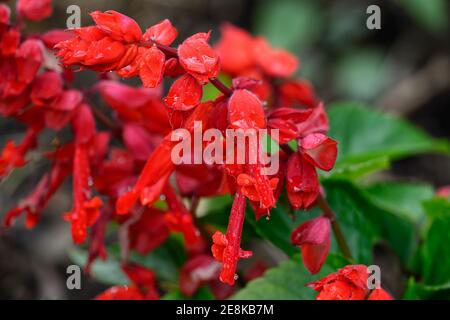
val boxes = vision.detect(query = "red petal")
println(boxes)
[178,32,219,82]
[300,133,338,171]
[143,19,178,46]
[291,216,331,274]
[72,103,96,144]
[31,71,63,106]
[50,89,83,111]
[90,10,142,43]
[286,153,319,209]
[228,89,266,129]
[17,0,52,22]
[139,46,165,88]
[367,288,393,300]
[254,38,298,77]
[164,74,202,111]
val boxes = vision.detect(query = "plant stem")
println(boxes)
[316,193,353,260]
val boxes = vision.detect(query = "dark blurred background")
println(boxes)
[0,0,449,299]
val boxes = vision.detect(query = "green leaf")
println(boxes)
[162,287,215,300]
[328,103,449,165]
[403,278,450,300]
[364,182,434,224]
[231,254,347,300]
[421,198,450,285]
[398,0,448,34]
[68,248,129,286]
[327,180,422,265]
[327,155,391,180]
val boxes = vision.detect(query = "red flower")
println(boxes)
[1,28,20,57]
[128,208,170,255]
[143,19,178,46]
[164,74,203,111]
[164,184,204,252]
[95,286,144,300]
[0,4,10,26]
[211,192,252,285]
[291,216,331,274]
[308,265,393,300]
[286,152,319,209]
[139,45,166,88]
[64,143,103,244]
[180,254,221,296]
[90,10,142,43]
[0,127,41,180]
[215,23,254,74]
[96,263,159,300]
[31,71,63,106]
[279,79,316,108]
[178,32,220,83]
[17,0,52,22]
[3,158,70,228]
[228,89,266,130]
[254,37,298,78]
[40,29,75,49]
[299,133,338,172]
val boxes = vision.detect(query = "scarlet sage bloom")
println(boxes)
[308,265,393,300]
[211,192,253,285]
[291,216,331,274]
[215,23,298,78]
[17,0,52,22]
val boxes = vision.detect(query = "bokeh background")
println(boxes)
[0,0,449,299]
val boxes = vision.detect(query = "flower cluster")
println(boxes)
[308,265,393,300]
[0,1,391,300]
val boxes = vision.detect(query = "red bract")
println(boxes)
[254,38,298,78]
[286,152,319,209]
[211,192,252,285]
[308,265,393,300]
[180,254,221,296]
[143,19,178,46]
[90,10,142,43]
[178,32,220,83]
[300,133,338,171]
[228,89,266,129]
[31,71,63,106]
[291,216,331,274]
[17,0,52,22]
[0,4,10,26]
[139,45,165,87]
[164,74,203,111]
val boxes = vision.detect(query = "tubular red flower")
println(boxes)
[164,74,203,111]
[164,184,204,251]
[253,37,298,78]
[178,32,220,83]
[17,0,52,22]
[1,28,20,57]
[291,216,331,274]
[211,191,252,285]
[180,254,221,296]
[0,4,10,26]
[0,126,41,180]
[65,143,103,244]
